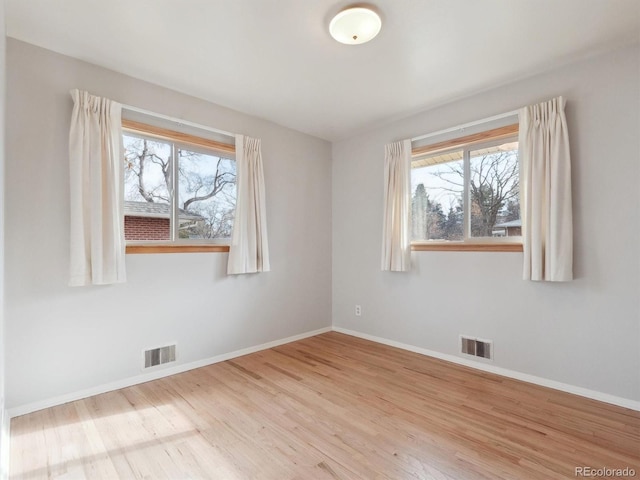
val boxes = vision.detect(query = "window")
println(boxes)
[410,124,521,251]
[122,120,236,253]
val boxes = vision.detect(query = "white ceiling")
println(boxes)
[6,0,640,141]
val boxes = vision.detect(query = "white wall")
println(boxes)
[4,39,332,410]
[332,45,640,402]
[3,37,638,413]
[0,0,7,475]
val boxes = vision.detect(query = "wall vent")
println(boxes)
[460,335,492,360]
[144,344,176,368]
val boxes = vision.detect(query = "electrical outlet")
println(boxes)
[355,305,362,316]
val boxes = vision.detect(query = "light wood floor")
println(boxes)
[10,332,640,479]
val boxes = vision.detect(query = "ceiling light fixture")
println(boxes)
[329,6,381,45]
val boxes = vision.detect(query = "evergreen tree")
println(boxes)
[427,200,446,239]
[443,205,463,240]
[412,183,447,240]
[504,199,520,221]
[412,184,428,240]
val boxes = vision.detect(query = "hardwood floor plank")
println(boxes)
[10,332,640,479]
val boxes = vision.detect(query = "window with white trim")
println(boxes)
[410,125,521,245]
[122,121,236,245]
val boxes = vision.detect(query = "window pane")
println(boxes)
[123,134,172,241]
[469,141,520,238]
[178,149,236,239]
[411,152,464,241]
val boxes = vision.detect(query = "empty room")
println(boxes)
[0,0,639,479]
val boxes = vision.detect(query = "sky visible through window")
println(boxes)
[123,133,236,240]
[410,142,520,241]
[411,161,463,213]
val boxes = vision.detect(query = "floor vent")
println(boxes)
[460,336,492,360]
[144,344,176,368]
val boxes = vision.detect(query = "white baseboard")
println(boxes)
[9,324,639,418]
[8,326,332,418]
[332,326,640,412]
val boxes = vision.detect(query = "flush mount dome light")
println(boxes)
[329,6,381,45]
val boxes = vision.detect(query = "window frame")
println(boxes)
[122,120,236,254]
[410,124,522,252]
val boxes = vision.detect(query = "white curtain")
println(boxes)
[227,135,270,274]
[381,139,411,272]
[68,89,126,286]
[519,96,573,281]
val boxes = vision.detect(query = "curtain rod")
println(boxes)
[411,109,520,143]
[121,103,236,139]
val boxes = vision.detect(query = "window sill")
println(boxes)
[411,243,523,252]
[126,244,230,254]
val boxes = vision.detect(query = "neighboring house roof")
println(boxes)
[494,219,522,228]
[124,201,203,221]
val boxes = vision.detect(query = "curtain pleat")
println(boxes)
[69,89,126,286]
[381,139,411,272]
[519,96,573,281]
[227,135,270,274]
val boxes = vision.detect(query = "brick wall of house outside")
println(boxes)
[125,216,170,241]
